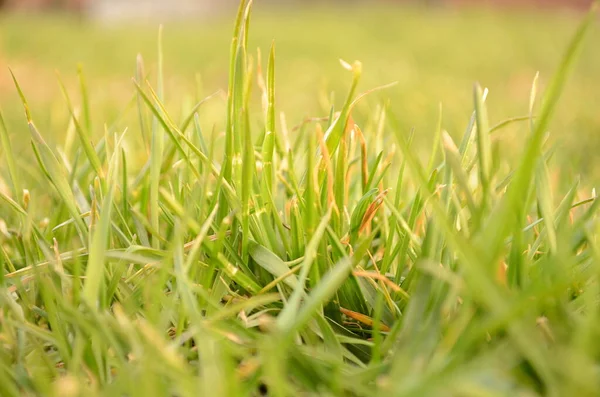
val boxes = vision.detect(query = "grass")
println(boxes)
[1,1,600,395]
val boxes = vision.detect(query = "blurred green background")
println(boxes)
[1,2,598,177]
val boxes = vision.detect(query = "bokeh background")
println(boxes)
[1,0,598,178]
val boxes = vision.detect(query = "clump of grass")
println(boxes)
[0,1,599,396]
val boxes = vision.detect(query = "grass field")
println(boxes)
[1,4,599,174]
[1,2,600,396]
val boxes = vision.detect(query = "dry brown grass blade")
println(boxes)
[353,270,410,299]
[340,307,390,332]
[359,188,390,235]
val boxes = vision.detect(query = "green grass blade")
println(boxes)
[249,241,299,289]
[150,26,165,249]
[0,109,21,201]
[474,83,492,209]
[261,42,276,196]
[324,61,361,156]
[56,72,104,180]
[222,0,249,189]
[83,138,120,307]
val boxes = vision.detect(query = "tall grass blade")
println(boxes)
[0,110,21,200]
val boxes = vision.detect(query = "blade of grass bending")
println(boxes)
[135,81,199,178]
[489,116,531,134]
[134,80,241,212]
[179,90,222,133]
[205,293,280,325]
[242,0,253,50]
[10,70,88,245]
[193,113,209,156]
[474,83,492,206]
[215,253,261,294]
[0,190,27,216]
[135,54,150,152]
[249,241,299,288]
[323,60,361,156]
[56,72,104,181]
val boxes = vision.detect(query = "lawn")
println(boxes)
[1,1,600,396]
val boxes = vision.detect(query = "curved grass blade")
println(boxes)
[10,69,88,245]
[57,72,104,181]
